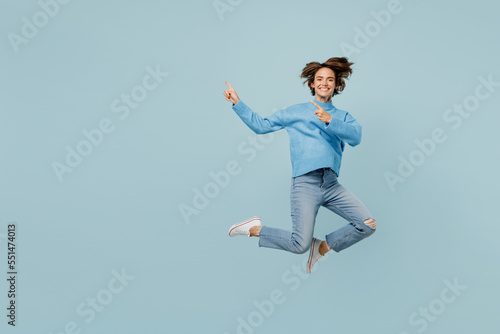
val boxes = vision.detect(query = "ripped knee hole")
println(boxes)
[364,218,377,229]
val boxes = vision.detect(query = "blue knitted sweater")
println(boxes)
[232,97,361,177]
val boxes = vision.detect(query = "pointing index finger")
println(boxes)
[310,100,320,108]
[225,81,234,90]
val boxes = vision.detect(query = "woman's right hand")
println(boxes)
[223,81,240,105]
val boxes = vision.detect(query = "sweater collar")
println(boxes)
[312,97,335,110]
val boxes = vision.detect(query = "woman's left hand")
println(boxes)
[311,101,332,124]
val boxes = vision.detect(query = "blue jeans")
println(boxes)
[259,167,376,253]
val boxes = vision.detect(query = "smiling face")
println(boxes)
[310,67,337,103]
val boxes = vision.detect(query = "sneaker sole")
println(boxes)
[307,238,319,273]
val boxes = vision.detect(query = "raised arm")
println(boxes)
[224,81,284,134]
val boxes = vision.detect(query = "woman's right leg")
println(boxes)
[257,170,323,254]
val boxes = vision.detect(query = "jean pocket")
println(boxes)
[330,169,338,178]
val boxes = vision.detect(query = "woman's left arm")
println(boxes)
[311,101,361,147]
[324,111,362,147]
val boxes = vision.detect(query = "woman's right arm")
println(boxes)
[224,81,284,134]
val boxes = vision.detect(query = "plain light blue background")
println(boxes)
[1,0,499,333]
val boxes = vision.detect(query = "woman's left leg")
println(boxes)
[321,169,376,252]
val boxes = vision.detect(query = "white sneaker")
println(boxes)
[228,216,261,237]
[306,238,324,274]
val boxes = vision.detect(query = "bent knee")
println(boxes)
[364,218,377,230]
[291,240,311,254]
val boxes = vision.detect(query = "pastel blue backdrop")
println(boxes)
[1,0,499,333]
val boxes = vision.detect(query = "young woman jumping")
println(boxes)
[223,57,377,273]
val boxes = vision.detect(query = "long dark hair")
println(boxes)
[300,57,354,96]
